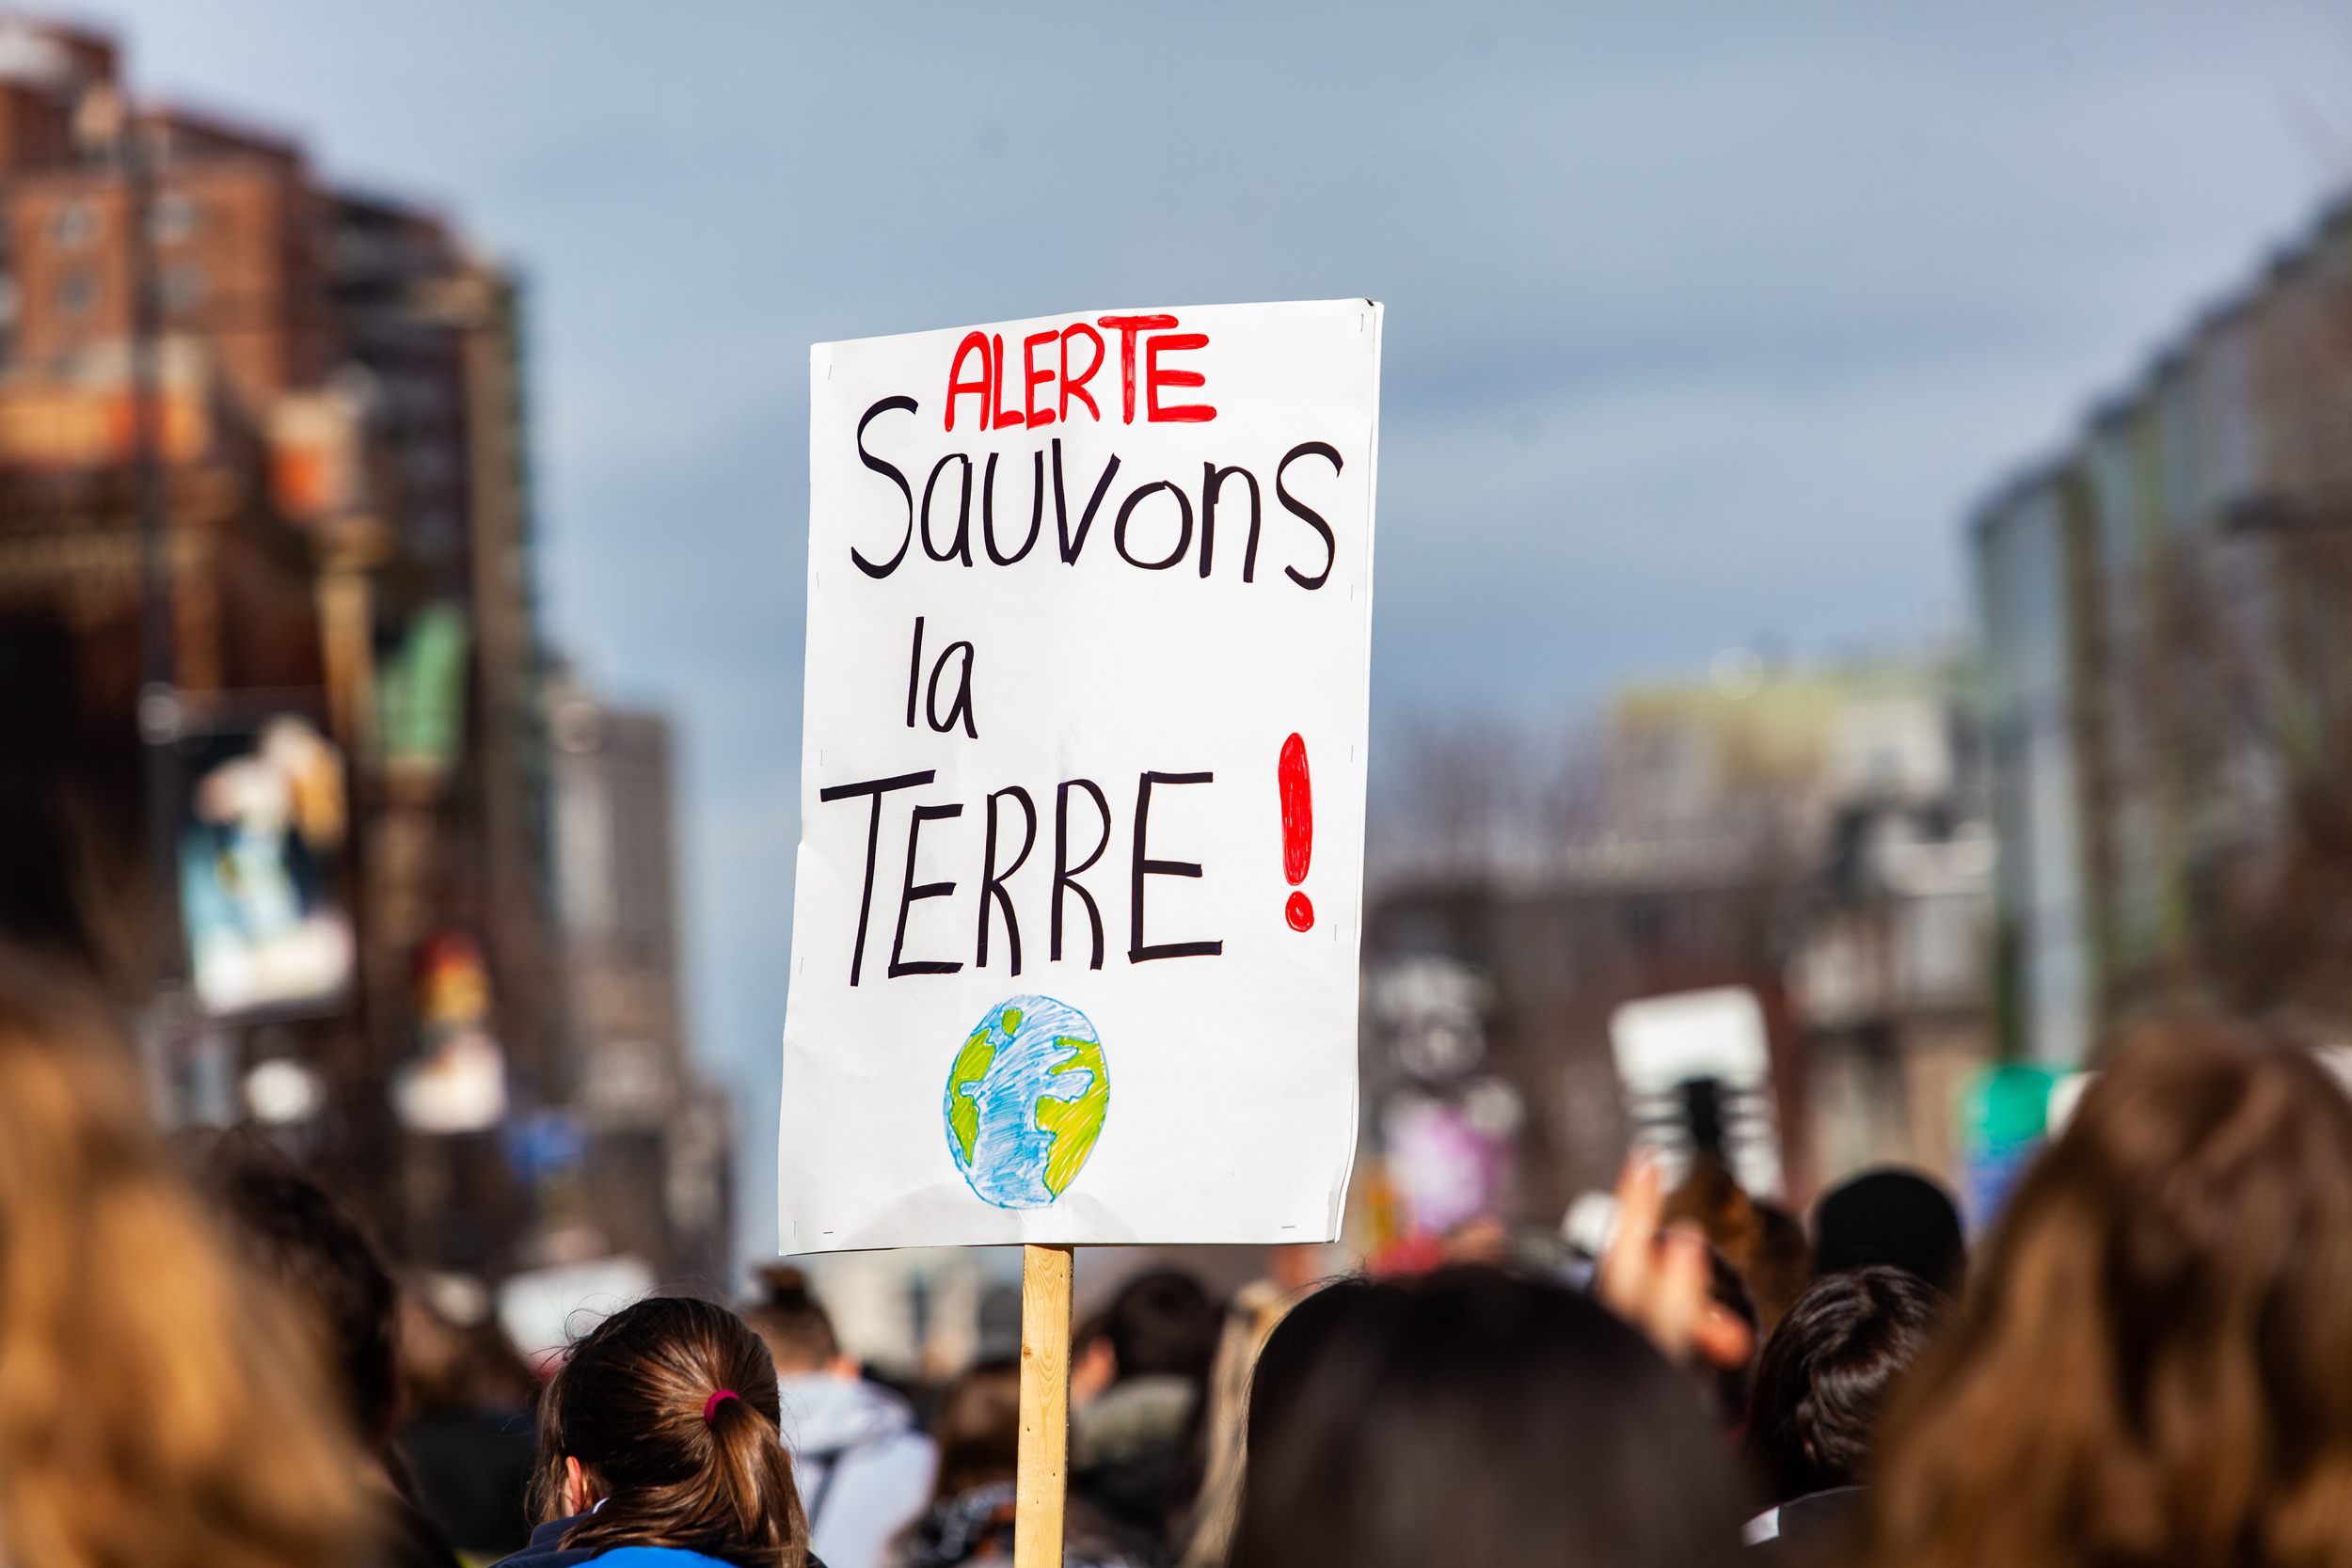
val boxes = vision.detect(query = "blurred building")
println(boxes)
[0,14,562,1273]
[544,671,733,1290]
[1362,657,1991,1233]
[1364,844,1798,1234]
[1975,195,2352,1065]
[1776,676,1993,1182]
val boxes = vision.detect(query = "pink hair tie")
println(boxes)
[703,1388,740,1424]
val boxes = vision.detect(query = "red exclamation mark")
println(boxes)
[1279,732,1314,931]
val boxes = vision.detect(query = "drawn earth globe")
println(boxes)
[943,993,1109,1209]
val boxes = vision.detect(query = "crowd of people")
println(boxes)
[8,917,2352,1568]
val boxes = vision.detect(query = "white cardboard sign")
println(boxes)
[779,299,1381,1252]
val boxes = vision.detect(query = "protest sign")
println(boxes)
[780,299,1381,1253]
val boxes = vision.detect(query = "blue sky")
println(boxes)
[98,1,2352,1264]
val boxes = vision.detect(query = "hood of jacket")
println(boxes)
[777,1371,916,1455]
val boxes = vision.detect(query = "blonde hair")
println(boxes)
[0,959,367,1568]
[1180,1278,1300,1568]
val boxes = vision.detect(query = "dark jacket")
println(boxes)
[398,1408,540,1559]
[1068,1375,1197,1557]
[491,1515,603,1568]
[379,1490,463,1568]
[1745,1486,1866,1565]
[901,1481,1146,1568]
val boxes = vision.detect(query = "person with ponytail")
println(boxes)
[495,1296,820,1568]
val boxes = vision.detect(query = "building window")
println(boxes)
[160,260,204,313]
[48,200,100,250]
[56,267,98,318]
[150,190,199,245]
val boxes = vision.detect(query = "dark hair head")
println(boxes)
[1232,1268,1743,1568]
[536,1296,809,1568]
[398,1289,539,1418]
[0,622,148,1000]
[930,1357,1023,1500]
[209,1148,398,1445]
[1812,1168,1965,1294]
[1743,1265,1941,1504]
[1103,1267,1217,1384]
[1240,1276,1377,1457]
[744,1266,839,1373]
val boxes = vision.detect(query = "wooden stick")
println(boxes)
[1014,1243,1074,1568]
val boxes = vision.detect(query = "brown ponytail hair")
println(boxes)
[536,1296,810,1568]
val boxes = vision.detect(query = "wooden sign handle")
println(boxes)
[1014,1243,1074,1568]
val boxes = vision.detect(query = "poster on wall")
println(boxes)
[177,711,356,1018]
[780,299,1382,1251]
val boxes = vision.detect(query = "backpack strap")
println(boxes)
[799,1440,866,1530]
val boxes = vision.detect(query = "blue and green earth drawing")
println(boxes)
[944,994,1109,1209]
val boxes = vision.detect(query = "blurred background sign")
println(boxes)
[1957,1061,2068,1227]
[1612,988,1784,1199]
[393,930,509,1134]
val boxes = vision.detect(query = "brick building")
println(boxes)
[0,13,564,1275]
